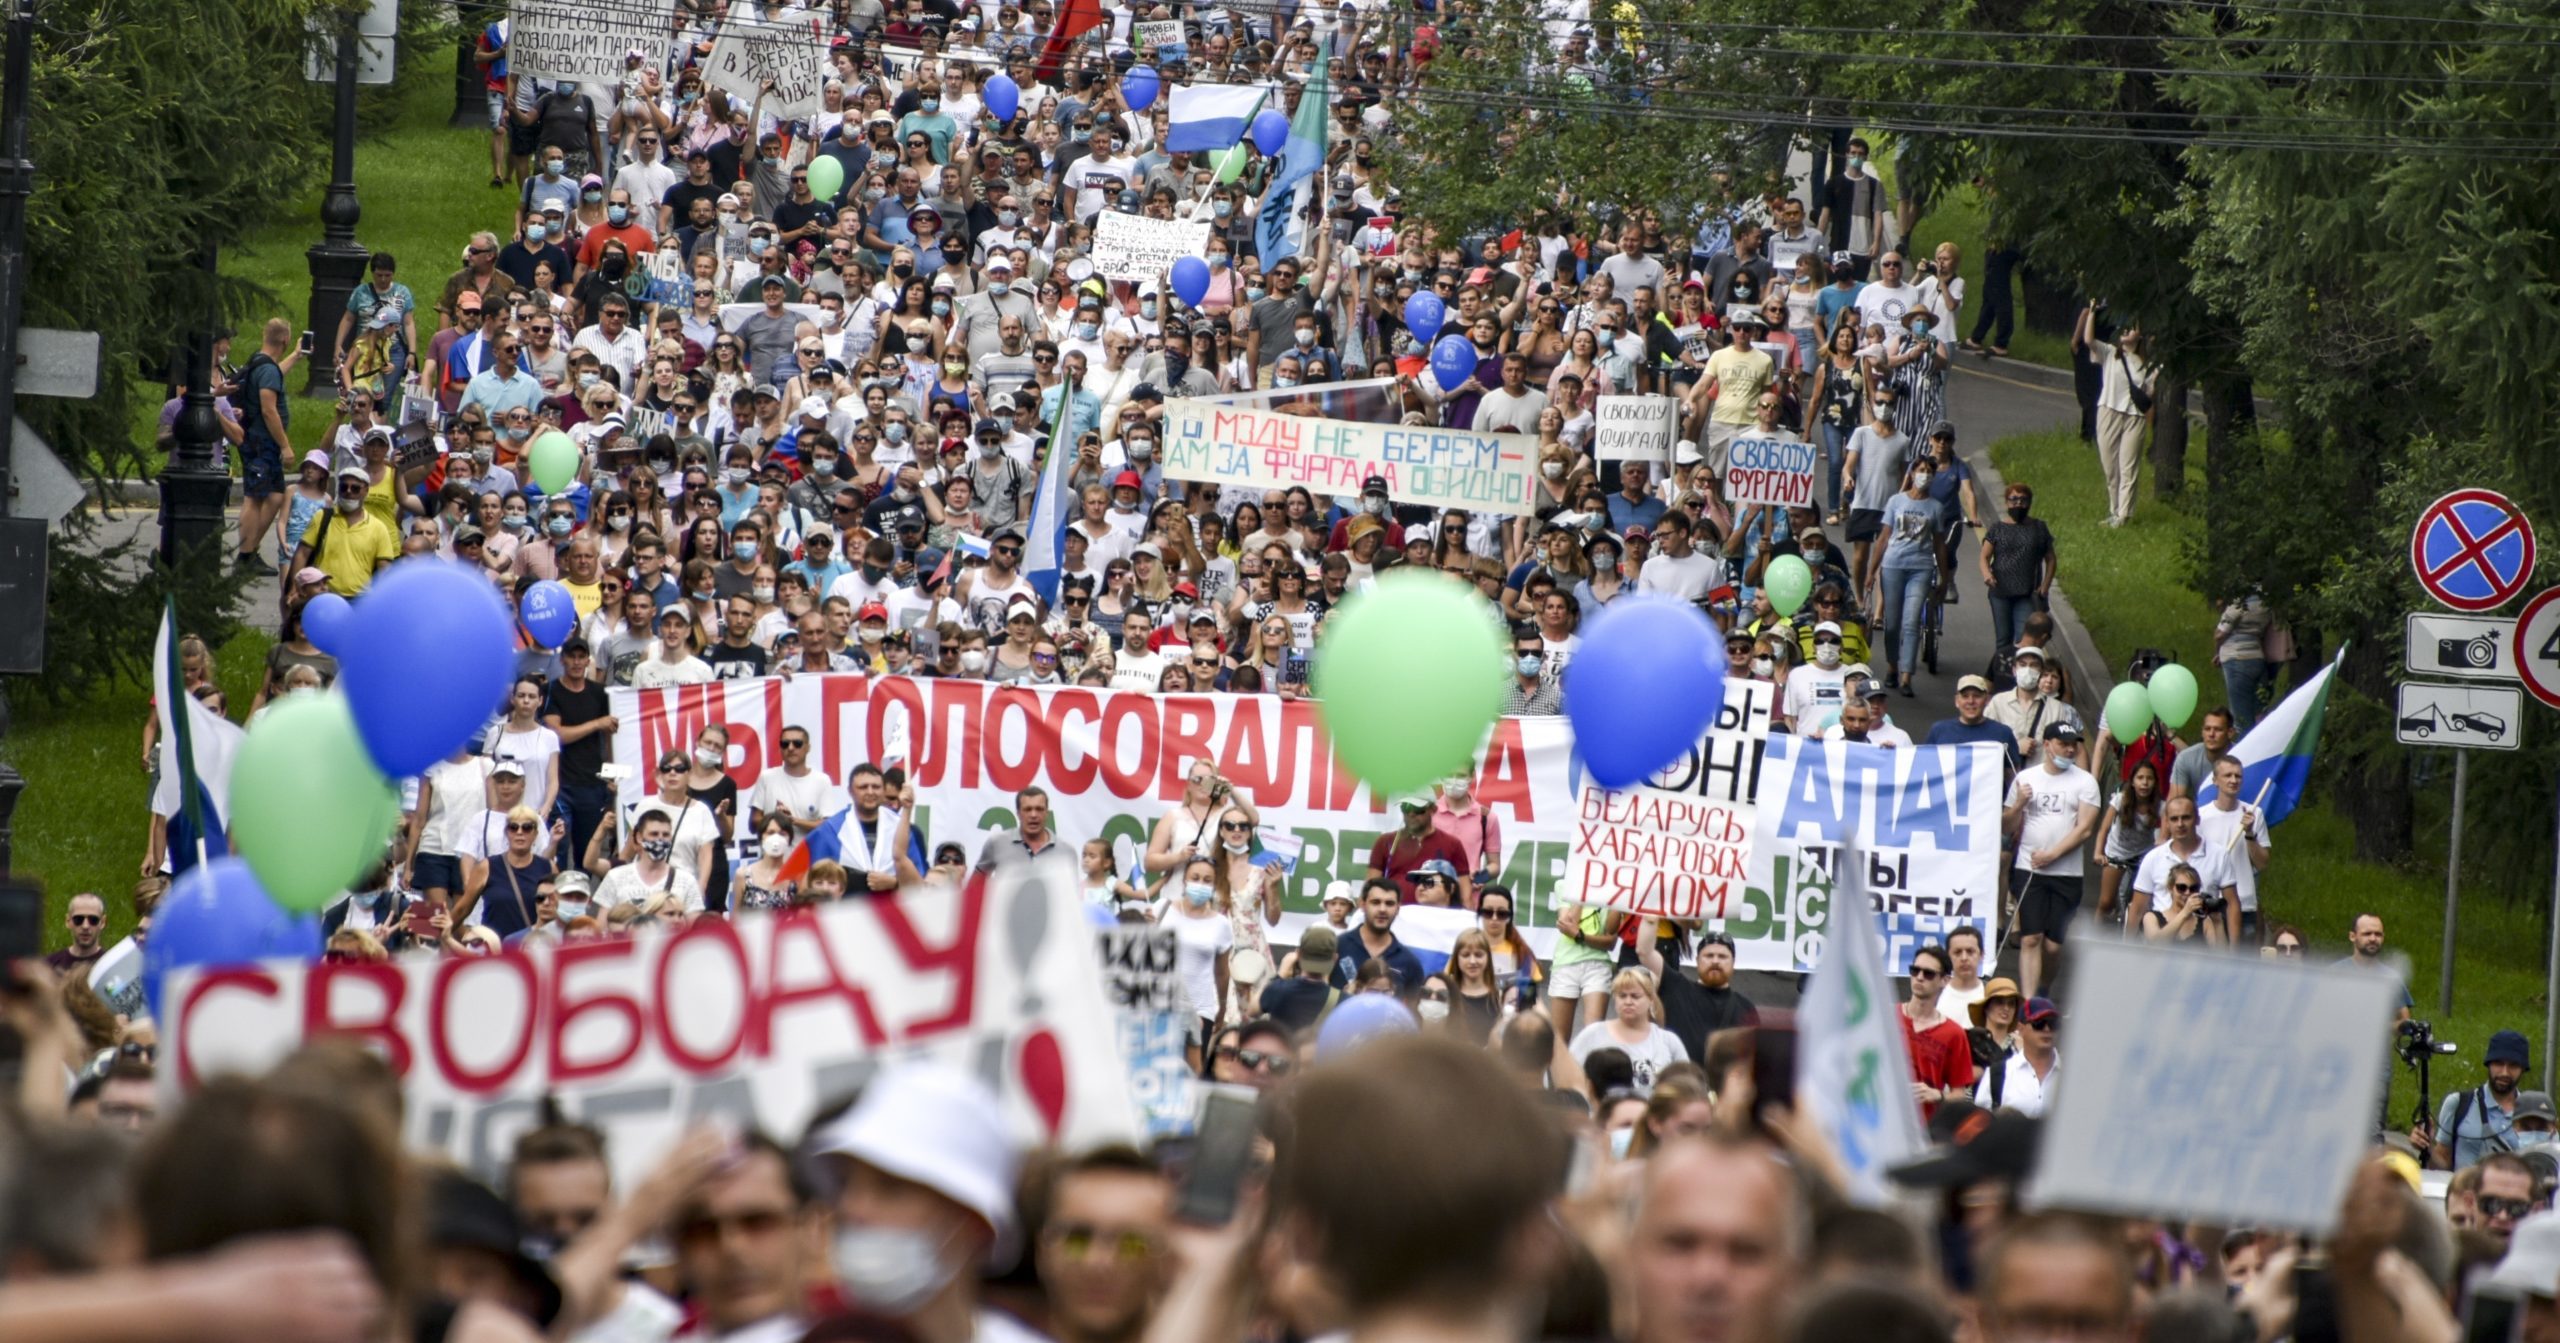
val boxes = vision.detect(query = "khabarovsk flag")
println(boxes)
[1164,83,1267,154]
[153,599,244,876]
[1022,363,1079,607]
[1254,48,1331,266]
[2195,647,2342,826]
[1796,831,1927,1207]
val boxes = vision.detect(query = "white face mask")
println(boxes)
[831,1225,957,1316]
[2016,663,2040,690]
[1222,837,1250,854]
[1751,656,1774,677]
[1609,1126,1636,1159]
[1417,999,1450,1022]
[556,899,591,922]
[1872,400,1894,420]
[1542,461,1564,480]
[1814,643,1841,669]
[761,833,789,859]
[959,649,988,673]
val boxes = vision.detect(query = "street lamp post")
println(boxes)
[159,241,231,568]
[303,19,368,394]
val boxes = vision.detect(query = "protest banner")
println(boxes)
[1740,734,2004,974]
[1592,395,1679,464]
[2026,942,2394,1234]
[1796,831,1926,1206]
[165,868,1135,1186]
[1091,213,1212,283]
[508,0,678,85]
[1725,435,1821,509]
[610,675,1583,929]
[1133,19,1188,63]
[1096,925,1193,1138]
[1563,678,1772,922]
[1162,398,1538,516]
[704,19,827,121]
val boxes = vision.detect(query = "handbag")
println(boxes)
[2116,348,2154,416]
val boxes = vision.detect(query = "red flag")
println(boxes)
[1033,0,1105,84]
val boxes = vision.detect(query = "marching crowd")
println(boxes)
[31,0,2550,1341]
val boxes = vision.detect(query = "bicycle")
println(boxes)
[1916,518,1966,675]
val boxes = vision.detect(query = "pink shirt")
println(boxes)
[1433,801,1503,877]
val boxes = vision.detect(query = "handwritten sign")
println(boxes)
[1593,395,1679,463]
[1565,679,1770,921]
[1725,435,1820,509]
[1091,213,1212,283]
[1161,398,1538,516]
[2026,943,2393,1234]
[1133,19,1188,64]
[164,868,1136,1187]
[1097,925,1194,1137]
[704,19,827,121]
[508,0,677,85]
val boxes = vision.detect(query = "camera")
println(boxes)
[2397,1018,2459,1067]
[2436,632,2500,670]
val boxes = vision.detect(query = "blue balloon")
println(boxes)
[143,857,322,1020]
[1251,108,1289,157]
[338,558,518,778]
[1403,291,1446,345]
[1169,255,1211,308]
[1565,596,1727,790]
[301,591,353,655]
[984,73,1020,123]
[1317,993,1418,1058]
[1429,334,1478,393]
[1123,64,1160,111]
[520,579,577,649]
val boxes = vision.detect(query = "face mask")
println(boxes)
[862,563,888,582]
[1222,837,1250,855]
[1542,461,1564,479]
[989,278,1011,295]
[607,205,630,226]
[689,588,714,602]
[1245,285,1265,302]
[583,189,604,204]
[978,439,1003,459]
[1815,644,1841,669]
[921,97,940,113]
[578,372,599,391]
[1272,376,1297,388]
[862,626,886,644]
[543,160,564,177]
[526,223,548,243]
[640,837,675,860]
[1141,298,1159,318]
[724,467,750,485]
[1125,438,1153,459]
[1075,321,1099,340]
[750,237,771,256]
[2008,504,2030,521]
[607,512,631,531]
[1912,318,1932,336]
[1609,1126,1636,1159]
[503,514,530,532]
[546,516,573,537]
[1873,401,1893,420]
[959,649,988,672]
[1517,654,1544,677]
[1847,154,1866,171]
[886,423,910,443]
[998,209,1019,227]
[1208,251,1228,267]
[1417,999,1450,1022]
[811,456,837,477]
[832,1225,957,1316]
[1294,328,1316,347]
[1912,470,1933,489]
[932,299,951,316]
[752,584,776,603]
[1184,882,1215,907]
[1365,497,1388,517]
[557,899,591,921]
[507,425,531,440]
[1750,656,1774,676]
[338,494,365,515]
[1213,201,1233,219]
[734,541,759,562]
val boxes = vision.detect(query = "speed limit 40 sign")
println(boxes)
[2516,588,2560,710]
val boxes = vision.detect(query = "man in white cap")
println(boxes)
[956,251,1038,363]
[1782,634,1853,735]
[812,1061,1042,1342]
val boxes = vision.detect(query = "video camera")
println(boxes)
[2397,1018,2458,1068]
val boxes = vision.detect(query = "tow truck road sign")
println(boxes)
[2395,681,2521,751]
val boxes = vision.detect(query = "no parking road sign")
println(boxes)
[2411,488,2536,613]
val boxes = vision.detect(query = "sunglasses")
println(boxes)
[782,738,809,749]
[658,763,686,775]
[506,821,539,833]
[1235,1047,1293,1074]
[1909,966,1943,981]
[2171,882,2200,893]
[69,913,102,927]
[1044,1223,1158,1262]
[1219,820,1253,832]
[2482,1196,2535,1220]
[2024,1017,2057,1030]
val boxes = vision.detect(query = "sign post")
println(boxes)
[2395,681,2521,1016]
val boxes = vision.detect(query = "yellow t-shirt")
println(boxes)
[562,576,603,618]
[364,465,400,532]
[301,507,400,596]
[1706,345,1776,425]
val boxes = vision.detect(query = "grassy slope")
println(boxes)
[1989,428,2520,1124]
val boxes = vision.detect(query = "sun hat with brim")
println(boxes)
[810,1061,1021,1261]
[1967,977,2022,1029]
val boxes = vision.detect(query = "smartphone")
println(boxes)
[2463,1277,2526,1343]
[1175,1084,1260,1226]
[0,880,43,968]
[2293,1260,2340,1343]
[1747,1013,1798,1132]
[297,328,314,356]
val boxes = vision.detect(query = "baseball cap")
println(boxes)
[1362,474,1389,495]
[1112,470,1143,491]
[294,566,330,587]
[553,870,594,896]
[1956,674,1993,694]
[454,291,482,313]
[2041,721,2083,742]
[799,394,831,419]
[2519,1091,2559,1126]
[1813,621,1843,638]
[488,758,526,778]
[1830,249,1855,267]
[857,602,888,622]
[985,253,1015,273]
[1414,858,1461,880]
[1298,925,1339,975]
[1889,1109,2041,1189]
[2020,997,2060,1025]
[1005,599,1041,623]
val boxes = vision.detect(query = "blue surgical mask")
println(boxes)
[1245,286,1265,302]
[543,160,564,177]
[546,516,573,537]
[503,514,530,532]
[1273,376,1298,388]
[1075,321,1099,340]
[607,205,630,226]
[921,97,940,113]
[998,209,1019,226]
[1518,654,1544,677]
[583,189,604,203]
[1213,201,1232,219]
[734,540,759,562]
[810,456,837,477]
[933,298,950,316]
[1184,882,1215,907]
[1141,299,1158,318]
[1208,252,1228,268]
[526,223,548,243]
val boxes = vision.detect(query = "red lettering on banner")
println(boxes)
[1479,719,1535,822]
[761,913,889,1047]
[429,953,538,1094]
[870,878,988,1040]
[636,689,683,778]
[548,939,645,1084]
[1219,696,1276,802]
[927,676,989,788]
[1098,692,1158,797]
[669,683,719,762]
[865,675,923,777]
[1047,689,1102,795]
[819,674,872,783]
[1277,698,1329,806]
[656,918,755,1073]
[986,687,1043,794]
[1159,694,1215,796]
[307,962,413,1077]
[176,968,281,1089]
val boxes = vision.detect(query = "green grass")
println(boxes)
[129,72,520,461]
[1988,426,2526,1126]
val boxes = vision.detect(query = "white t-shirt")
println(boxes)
[1636,549,1719,602]
[420,757,495,856]
[1111,648,1166,692]
[624,796,724,890]
[593,860,706,915]
[1569,1021,1688,1095]
[2194,802,2272,911]
[457,807,558,863]
[1157,906,1233,1022]
[2006,763,2101,878]
[1854,279,1920,337]
[750,768,849,828]
[2133,839,2236,915]
[1783,666,1850,731]
[630,653,715,688]
[487,726,563,805]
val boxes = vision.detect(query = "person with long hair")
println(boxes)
[1209,803,1280,1023]
[1444,927,1508,1046]
[1625,1078,1716,1160]
[2097,757,2165,929]
[1474,888,1544,1003]
[1158,855,1233,1069]
[1546,325,1613,413]
[731,812,800,913]
[1569,967,1685,1093]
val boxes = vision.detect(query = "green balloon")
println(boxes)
[1764,553,1814,616]
[229,691,403,913]
[1212,142,1249,185]
[806,154,846,202]
[2146,662,2199,730]
[1312,573,1508,797]
[527,429,581,495]
[2105,681,2156,746]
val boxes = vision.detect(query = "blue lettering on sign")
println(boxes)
[1774,739,1970,851]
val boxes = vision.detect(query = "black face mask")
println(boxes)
[2008,503,2030,521]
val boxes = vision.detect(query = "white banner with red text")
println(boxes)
[164,868,1134,1185]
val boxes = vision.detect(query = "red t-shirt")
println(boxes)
[1901,1010,1978,1119]
[1367,828,1470,902]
